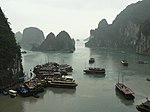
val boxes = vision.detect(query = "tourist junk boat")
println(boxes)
[47,76,77,89]
[121,60,128,66]
[115,75,135,100]
[89,58,95,64]
[83,67,105,74]
[136,99,150,112]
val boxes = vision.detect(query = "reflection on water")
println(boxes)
[83,73,106,78]
[0,40,150,112]
[47,88,76,95]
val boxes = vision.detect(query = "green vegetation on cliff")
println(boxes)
[0,7,23,88]
[86,0,150,52]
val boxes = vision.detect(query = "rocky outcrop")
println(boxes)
[136,20,150,55]
[15,31,22,43]
[35,31,75,52]
[20,27,45,50]
[38,32,56,51]
[33,31,75,52]
[55,31,75,51]
[0,7,23,89]
[85,0,150,54]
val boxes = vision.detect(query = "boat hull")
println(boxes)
[115,83,135,100]
[83,70,105,74]
[48,83,77,89]
[136,105,150,112]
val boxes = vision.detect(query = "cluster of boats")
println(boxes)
[1,62,77,98]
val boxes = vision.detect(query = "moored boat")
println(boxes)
[136,99,150,112]
[48,77,77,89]
[9,89,17,98]
[89,58,95,64]
[138,60,149,64]
[115,82,135,100]
[83,67,105,74]
[121,60,128,66]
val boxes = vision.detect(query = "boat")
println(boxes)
[9,89,17,98]
[17,85,31,97]
[21,51,27,54]
[48,77,78,89]
[83,67,105,74]
[136,99,150,112]
[59,64,73,72]
[121,60,128,66]
[89,58,95,64]
[138,60,149,64]
[146,78,150,81]
[115,82,135,100]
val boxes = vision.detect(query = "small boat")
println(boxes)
[9,89,17,98]
[83,67,105,74]
[121,60,128,66]
[115,82,135,100]
[138,60,149,64]
[59,64,73,72]
[17,85,31,97]
[136,99,150,112]
[89,58,95,64]
[21,51,27,54]
[146,78,150,81]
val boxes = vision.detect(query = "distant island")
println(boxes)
[85,0,150,55]
[0,7,23,89]
[33,31,75,52]
[16,27,45,50]
[15,28,75,52]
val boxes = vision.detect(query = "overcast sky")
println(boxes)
[0,0,141,39]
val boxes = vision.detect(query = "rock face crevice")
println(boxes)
[0,7,23,89]
[85,0,150,55]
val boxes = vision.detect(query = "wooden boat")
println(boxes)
[89,58,95,64]
[136,99,150,112]
[9,89,17,98]
[138,60,149,64]
[121,60,128,66]
[115,82,135,100]
[48,78,77,89]
[59,64,73,72]
[83,67,105,74]
[17,85,31,97]
[21,51,27,54]
[146,78,150,81]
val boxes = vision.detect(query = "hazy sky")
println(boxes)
[0,0,141,39]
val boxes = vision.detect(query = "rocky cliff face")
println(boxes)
[15,31,22,43]
[38,32,56,51]
[36,31,75,52]
[0,7,23,88]
[85,0,150,54]
[55,31,75,51]
[136,20,150,55]
[20,27,45,50]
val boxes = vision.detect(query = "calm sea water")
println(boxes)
[0,40,150,112]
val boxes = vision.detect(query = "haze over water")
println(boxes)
[0,40,150,112]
